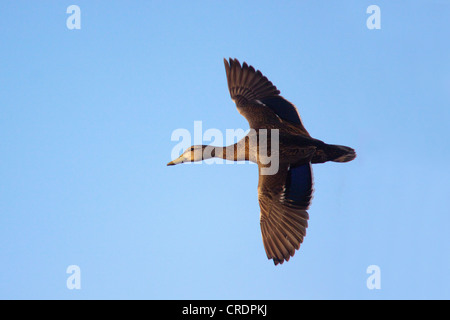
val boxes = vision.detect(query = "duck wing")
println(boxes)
[224,58,310,136]
[258,163,314,265]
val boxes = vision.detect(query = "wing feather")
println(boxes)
[258,163,314,265]
[224,58,309,135]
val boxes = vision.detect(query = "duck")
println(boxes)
[167,58,356,265]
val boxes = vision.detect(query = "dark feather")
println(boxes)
[258,163,313,265]
[284,163,314,208]
[224,58,309,136]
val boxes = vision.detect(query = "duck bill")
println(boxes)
[167,157,184,166]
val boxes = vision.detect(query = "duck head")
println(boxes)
[167,145,214,166]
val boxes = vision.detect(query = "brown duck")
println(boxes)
[168,58,356,265]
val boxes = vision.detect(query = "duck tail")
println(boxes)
[311,144,356,164]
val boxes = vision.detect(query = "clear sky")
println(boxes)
[0,1,449,299]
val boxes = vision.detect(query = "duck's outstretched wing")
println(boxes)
[258,163,314,265]
[224,58,310,136]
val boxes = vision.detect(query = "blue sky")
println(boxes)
[0,1,449,299]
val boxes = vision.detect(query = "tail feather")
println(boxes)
[312,144,356,164]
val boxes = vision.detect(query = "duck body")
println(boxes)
[233,95,354,166]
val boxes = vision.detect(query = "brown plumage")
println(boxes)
[168,58,356,265]
[222,58,356,265]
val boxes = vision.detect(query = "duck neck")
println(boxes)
[212,144,247,161]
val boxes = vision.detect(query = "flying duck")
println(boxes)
[168,58,356,265]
